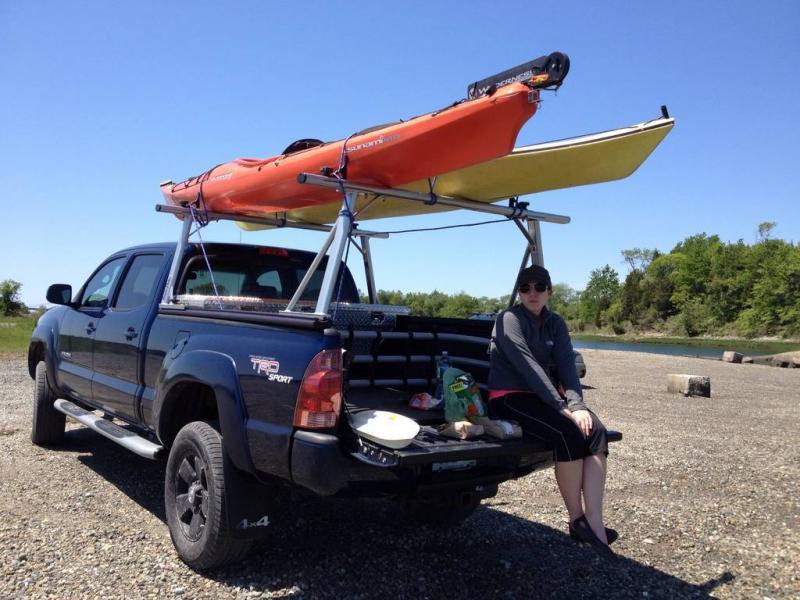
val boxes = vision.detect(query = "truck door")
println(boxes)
[57,256,127,403]
[92,253,166,421]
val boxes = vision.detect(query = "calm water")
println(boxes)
[572,339,759,360]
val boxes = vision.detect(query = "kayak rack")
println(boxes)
[156,175,571,316]
[155,203,388,310]
[293,174,571,312]
[295,173,571,224]
[155,202,389,237]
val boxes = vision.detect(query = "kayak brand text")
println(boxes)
[347,133,401,154]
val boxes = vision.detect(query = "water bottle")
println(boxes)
[434,351,451,400]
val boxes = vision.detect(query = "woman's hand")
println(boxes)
[568,409,593,438]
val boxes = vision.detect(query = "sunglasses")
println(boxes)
[518,282,548,294]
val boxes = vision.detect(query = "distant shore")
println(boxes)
[571,332,800,356]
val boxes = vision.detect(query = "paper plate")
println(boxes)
[349,410,421,449]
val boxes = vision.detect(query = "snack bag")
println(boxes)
[443,368,487,423]
[409,392,442,411]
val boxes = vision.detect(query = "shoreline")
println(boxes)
[571,332,800,355]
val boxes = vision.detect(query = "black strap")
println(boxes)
[424,178,438,206]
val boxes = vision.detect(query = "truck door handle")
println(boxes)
[125,327,138,341]
[86,323,96,335]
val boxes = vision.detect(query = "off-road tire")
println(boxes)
[165,421,252,570]
[31,361,65,446]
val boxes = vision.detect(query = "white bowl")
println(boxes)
[349,410,421,449]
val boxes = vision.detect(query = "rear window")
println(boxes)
[178,249,359,304]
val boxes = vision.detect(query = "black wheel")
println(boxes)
[31,361,65,446]
[403,492,483,527]
[165,421,251,570]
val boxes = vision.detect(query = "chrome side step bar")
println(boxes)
[54,399,164,460]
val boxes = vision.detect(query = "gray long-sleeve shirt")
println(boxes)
[488,304,587,412]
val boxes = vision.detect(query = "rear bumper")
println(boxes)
[290,429,623,497]
[289,430,557,497]
[290,430,398,496]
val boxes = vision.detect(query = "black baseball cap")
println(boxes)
[515,265,552,289]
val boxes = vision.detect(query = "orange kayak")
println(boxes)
[161,82,541,215]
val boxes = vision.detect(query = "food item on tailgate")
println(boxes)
[443,368,487,423]
[438,420,485,440]
[409,392,442,410]
[473,416,522,439]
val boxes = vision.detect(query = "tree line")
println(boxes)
[367,223,800,338]
[5,223,797,337]
[558,222,799,338]
[367,289,510,320]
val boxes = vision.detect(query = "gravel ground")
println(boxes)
[1,351,798,599]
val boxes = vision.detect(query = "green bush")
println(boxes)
[676,298,712,337]
[0,280,26,317]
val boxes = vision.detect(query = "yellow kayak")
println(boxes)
[239,115,673,228]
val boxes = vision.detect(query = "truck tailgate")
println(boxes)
[352,425,549,468]
[352,425,622,468]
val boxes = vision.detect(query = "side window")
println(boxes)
[80,257,127,308]
[114,254,164,310]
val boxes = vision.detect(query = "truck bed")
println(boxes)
[345,387,444,425]
[345,386,551,468]
[345,384,621,470]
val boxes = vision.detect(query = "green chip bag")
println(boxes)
[443,367,487,423]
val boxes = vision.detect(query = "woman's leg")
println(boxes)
[582,453,608,543]
[581,410,610,543]
[492,395,608,540]
[554,459,584,522]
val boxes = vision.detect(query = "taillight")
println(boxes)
[294,349,343,429]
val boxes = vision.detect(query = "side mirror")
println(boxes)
[46,284,73,305]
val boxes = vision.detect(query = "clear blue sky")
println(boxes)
[2,1,798,307]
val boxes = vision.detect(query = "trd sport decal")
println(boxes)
[250,356,294,384]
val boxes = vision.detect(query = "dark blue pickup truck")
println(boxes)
[29,175,625,572]
[30,239,592,569]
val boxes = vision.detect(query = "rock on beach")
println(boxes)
[742,350,800,368]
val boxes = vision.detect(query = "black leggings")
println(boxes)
[490,393,608,462]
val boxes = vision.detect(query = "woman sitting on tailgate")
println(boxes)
[488,264,615,556]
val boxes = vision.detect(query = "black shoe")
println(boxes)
[569,516,616,558]
[569,522,618,545]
